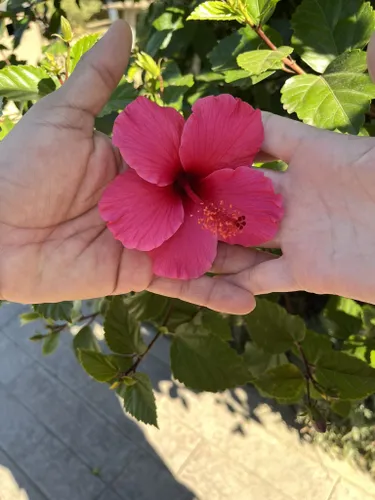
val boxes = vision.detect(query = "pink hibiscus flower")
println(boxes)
[99,94,283,279]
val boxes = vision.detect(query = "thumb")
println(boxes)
[58,20,132,116]
[367,31,375,82]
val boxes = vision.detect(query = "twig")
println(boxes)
[122,303,173,377]
[238,3,305,76]
[65,44,71,81]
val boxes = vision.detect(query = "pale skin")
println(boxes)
[1,20,375,314]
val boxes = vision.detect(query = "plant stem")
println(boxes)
[238,2,305,76]
[65,44,71,82]
[123,303,173,377]
[254,26,305,75]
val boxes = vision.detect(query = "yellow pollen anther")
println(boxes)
[197,200,246,239]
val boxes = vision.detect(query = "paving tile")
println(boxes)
[329,479,375,500]
[0,333,34,385]
[0,303,26,328]
[179,441,257,500]
[113,447,194,500]
[96,488,124,500]
[11,363,140,482]
[0,385,46,459]
[136,403,201,474]
[0,450,47,500]
[0,385,105,500]
[20,431,105,500]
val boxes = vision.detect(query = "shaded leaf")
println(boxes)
[42,333,60,356]
[188,1,242,22]
[78,349,132,382]
[166,299,199,330]
[237,46,293,75]
[209,25,281,72]
[296,330,333,364]
[292,0,375,73]
[201,310,232,341]
[33,302,73,322]
[281,51,375,134]
[73,325,100,358]
[170,323,250,392]
[244,299,306,354]
[122,372,158,427]
[324,295,363,339]
[331,400,352,418]
[315,351,375,400]
[104,297,146,355]
[0,65,53,101]
[125,291,170,324]
[69,33,100,73]
[254,363,305,401]
[98,77,137,117]
[244,342,288,378]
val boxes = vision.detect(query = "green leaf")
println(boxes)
[170,323,250,392]
[324,296,363,339]
[243,342,288,378]
[201,310,232,341]
[60,16,73,43]
[33,302,73,322]
[104,297,146,355]
[315,351,375,400]
[165,299,199,330]
[125,291,170,324]
[29,333,47,342]
[244,0,282,25]
[244,299,306,354]
[209,25,281,72]
[296,330,332,365]
[281,51,375,134]
[237,46,293,75]
[254,364,305,401]
[70,33,100,73]
[73,325,100,358]
[42,333,60,356]
[188,1,242,22]
[153,10,184,31]
[135,52,160,78]
[122,372,158,427]
[161,61,194,110]
[20,312,41,325]
[78,349,132,382]
[98,77,137,117]
[331,400,352,418]
[0,116,15,140]
[0,65,54,101]
[292,0,375,73]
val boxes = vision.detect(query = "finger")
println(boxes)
[211,243,276,274]
[148,275,255,314]
[58,20,132,116]
[223,257,298,296]
[262,111,321,163]
[254,151,279,163]
[368,32,375,82]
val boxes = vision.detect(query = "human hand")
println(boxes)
[185,35,375,306]
[0,21,255,313]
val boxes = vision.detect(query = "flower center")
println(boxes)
[177,176,246,239]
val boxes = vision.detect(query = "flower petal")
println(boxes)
[113,96,185,186]
[99,169,184,251]
[179,95,263,177]
[149,200,217,279]
[196,167,283,247]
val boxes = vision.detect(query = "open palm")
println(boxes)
[0,22,153,303]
